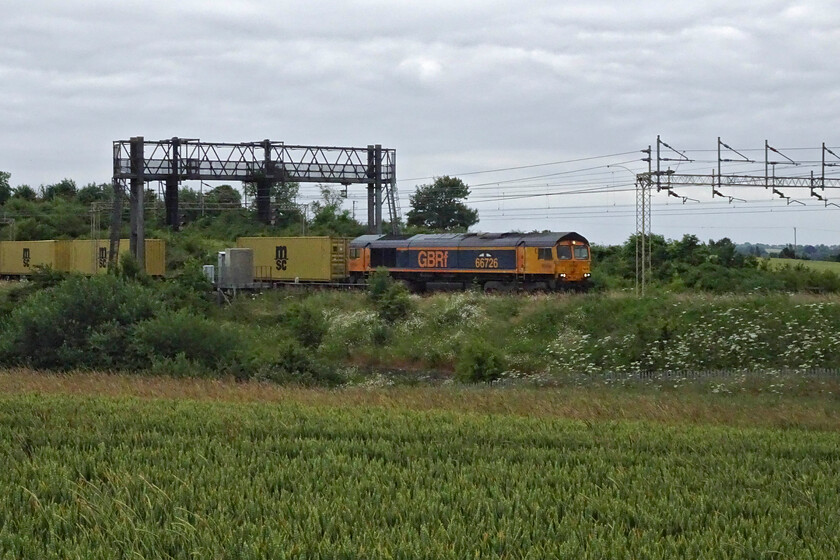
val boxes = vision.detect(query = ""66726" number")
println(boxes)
[475,257,499,269]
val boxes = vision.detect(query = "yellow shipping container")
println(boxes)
[0,239,165,277]
[237,237,348,282]
[0,240,72,276]
[64,239,166,276]
[69,240,111,275]
[142,239,166,277]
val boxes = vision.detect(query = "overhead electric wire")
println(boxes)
[396,150,643,183]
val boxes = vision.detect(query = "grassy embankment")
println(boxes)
[1,371,839,558]
[1,274,840,383]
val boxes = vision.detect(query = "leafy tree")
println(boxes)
[272,182,304,227]
[243,180,304,227]
[779,245,796,259]
[0,171,10,205]
[708,237,741,267]
[41,178,77,200]
[77,182,112,205]
[13,185,37,201]
[670,234,706,266]
[406,176,478,231]
[205,184,241,206]
[308,186,365,237]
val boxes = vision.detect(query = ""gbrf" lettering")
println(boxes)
[417,250,449,268]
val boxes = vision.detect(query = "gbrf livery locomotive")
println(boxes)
[347,232,591,291]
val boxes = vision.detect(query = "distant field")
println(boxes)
[1,372,840,558]
[768,257,840,273]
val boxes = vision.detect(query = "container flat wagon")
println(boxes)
[0,239,166,277]
[236,237,349,283]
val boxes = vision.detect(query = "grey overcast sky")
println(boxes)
[1,0,839,245]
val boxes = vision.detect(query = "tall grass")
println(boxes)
[1,389,839,558]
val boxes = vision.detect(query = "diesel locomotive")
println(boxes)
[347,232,591,291]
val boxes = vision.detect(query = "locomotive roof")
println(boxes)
[350,232,588,248]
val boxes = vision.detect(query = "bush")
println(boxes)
[367,267,392,303]
[29,265,68,289]
[0,275,161,369]
[377,283,412,322]
[255,341,345,386]
[147,353,204,378]
[455,337,505,383]
[286,302,328,348]
[157,260,214,312]
[367,268,413,322]
[132,309,245,370]
[119,252,144,281]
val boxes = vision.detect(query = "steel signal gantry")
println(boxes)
[111,137,400,269]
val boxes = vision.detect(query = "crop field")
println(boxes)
[768,257,840,274]
[2,373,840,559]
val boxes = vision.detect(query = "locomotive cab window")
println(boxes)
[370,248,397,267]
[573,245,589,260]
[538,247,553,260]
[349,248,360,259]
[556,245,572,260]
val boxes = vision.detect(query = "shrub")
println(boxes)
[119,252,144,281]
[132,309,244,370]
[29,264,68,289]
[455,337,505,383]
[157,260,214,312]
[0,275,161,369]
[367,267,392,303]
[174,259,213,292]
[255,341,345,386]
[377,283,412,322]
[286,302,328,348]
[366,267,413,322]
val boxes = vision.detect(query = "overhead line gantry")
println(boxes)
[111,136,399,269]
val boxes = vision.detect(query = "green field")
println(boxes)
[2,374,840,559]
[768,257,840,273]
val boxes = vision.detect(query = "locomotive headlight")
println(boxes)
[584,273,591,278]
[559,273,566,278]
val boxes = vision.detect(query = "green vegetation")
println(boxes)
[593,234,840,293]
[406,175,479,231]
[1,272,839,381]
[1,389,838,558]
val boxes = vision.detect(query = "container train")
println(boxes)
[1,231,591,292]
[237,232,591,291]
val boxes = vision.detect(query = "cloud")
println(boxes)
[1,0,839,243]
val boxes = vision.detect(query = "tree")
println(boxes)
[243,180,304,227]
[708,237,739,267]
[205,184,242,206]
[779,245,796,259]
[308,186,365,237]
[0,171,11,205]
[406,176,478,231]
[13,185,37,201]
[77,182,112,205]
[41,178,77,200]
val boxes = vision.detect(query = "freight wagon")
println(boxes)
[237,237,349,283]
[0,239,166,277]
